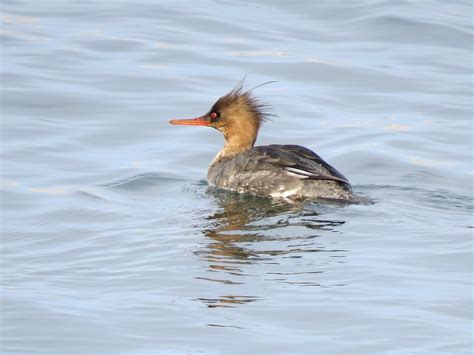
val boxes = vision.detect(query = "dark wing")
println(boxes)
[253,144,350,184]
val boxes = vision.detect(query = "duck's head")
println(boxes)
[169,82,273,151]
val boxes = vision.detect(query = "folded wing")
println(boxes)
[250,144,350,184]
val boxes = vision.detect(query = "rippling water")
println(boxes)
[1,0,473,354]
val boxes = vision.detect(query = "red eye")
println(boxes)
[210,112,218,119]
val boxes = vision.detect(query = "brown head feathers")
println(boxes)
[209,80,276,130]
[169,80,277,157]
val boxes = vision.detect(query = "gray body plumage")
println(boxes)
[208,144,363,203]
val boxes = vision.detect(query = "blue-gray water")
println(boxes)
[1,1,473,354]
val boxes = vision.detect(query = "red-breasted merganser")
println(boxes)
[170,84,366,203]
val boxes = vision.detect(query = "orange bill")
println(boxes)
[169,115,209,126]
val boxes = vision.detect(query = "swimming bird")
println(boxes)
[169,83,366,203]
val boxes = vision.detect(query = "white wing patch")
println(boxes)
[284,167,313,179]
[284,166,348,183]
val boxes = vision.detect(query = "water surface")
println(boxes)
[1,0,473,354]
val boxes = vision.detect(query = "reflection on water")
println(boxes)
[194,187,348,307]
[196,295,259,309]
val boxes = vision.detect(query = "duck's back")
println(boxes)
[208,144,361,202]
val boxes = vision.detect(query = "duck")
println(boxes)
[169,83,366,204]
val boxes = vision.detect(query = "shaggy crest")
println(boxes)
[210,80,276,130]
